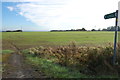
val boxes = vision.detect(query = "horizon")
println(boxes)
[1,26,117,32]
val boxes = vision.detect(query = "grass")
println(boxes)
[2,50,14,72]
[23,48,119,78]
[24,51,87,78]
[0,54,1,72]
[0,50,14,65]
[2,50,14,62]
[2,50,14,54]
[2,31,114,50]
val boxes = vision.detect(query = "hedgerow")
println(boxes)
[27,42,120,76]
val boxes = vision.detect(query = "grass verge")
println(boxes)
[2,50,14,62]
[2,50,14,54]
[23,50,87,78]
[23,48,119,78]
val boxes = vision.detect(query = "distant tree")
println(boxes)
[76,29,81,31]
[118,26,120,31]
[15,30,22,32]
[107,26,115,31]
[6,30,11,32]
[6,30,22,32]
[50,28,87,32]
[71,29,75,31]
[50,30,58,32]
[98,29,101,31]
[91,29,96,31]
[102,28,107,31]
[81,28,87,31]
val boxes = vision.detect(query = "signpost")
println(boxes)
[117,3,120,67]
[113,10,118,65]
[104,12,117,19]
[104,10,118,65]
[118,2,120,47]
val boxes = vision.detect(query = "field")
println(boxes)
[2,31,114,50]
[2,31,120,78]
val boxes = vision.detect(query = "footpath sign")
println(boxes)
[104,12,117,19]
[104,4,119,65]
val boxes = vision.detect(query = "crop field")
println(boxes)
[2,31,114,50]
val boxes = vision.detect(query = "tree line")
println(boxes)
[3,30,23,32]
[50,26,120,32]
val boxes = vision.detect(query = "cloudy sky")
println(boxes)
[1,0,120,31]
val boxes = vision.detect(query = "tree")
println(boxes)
[102,28,107,31]
[118,26,120,31]
[91,29,96,31]
[107,26,115,31]
[98,29,101,31]
[81,28,87,31]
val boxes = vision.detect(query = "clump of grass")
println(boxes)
[2,50,14,54]
[2,50,14,62]
[26,42,120,77]
[2,50,14,72]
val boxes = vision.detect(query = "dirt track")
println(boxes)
[2,53,47,78]
[2,41,47,78]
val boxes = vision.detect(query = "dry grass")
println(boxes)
[2,54,11,63]
[117,43,120,66]
[27,42,120,76]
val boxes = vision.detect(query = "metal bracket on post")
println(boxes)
[113,10,118,65]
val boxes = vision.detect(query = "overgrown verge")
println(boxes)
[23,42,120,78]
[2,50,14,63]
[2,50,14,72]
[23,52,87,78]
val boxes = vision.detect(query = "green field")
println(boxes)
[2,31,114,50]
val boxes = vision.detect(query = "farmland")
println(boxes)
[2,31,114,50]
[2,31,120,78]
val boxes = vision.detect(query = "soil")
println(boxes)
[2,41,48,78]
[2,53,47,78]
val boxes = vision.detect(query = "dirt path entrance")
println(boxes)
[2,41,47,78]
[2,52,47,78]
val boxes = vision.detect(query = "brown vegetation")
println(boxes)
[27,42,120,76]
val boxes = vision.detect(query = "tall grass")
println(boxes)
[27,42,120,76]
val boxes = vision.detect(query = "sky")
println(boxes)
[1,0,120,31]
